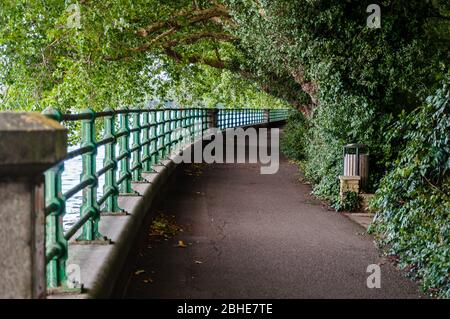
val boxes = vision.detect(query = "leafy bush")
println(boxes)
[281,110,309,161]
[369,83,450,297]
[334,191,362,212]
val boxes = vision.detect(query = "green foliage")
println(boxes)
[272,1,449,295]
[0,0,288,111]
[334,191,362,212]
[281,110,309,161]
[166,65,289,109]
[369,84,450,297]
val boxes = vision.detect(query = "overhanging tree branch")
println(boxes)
[137,5,230,38]
[162,31,236,47]
[105,31,235,61]
[164,47,228,69]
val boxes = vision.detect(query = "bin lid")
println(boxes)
[344,143,368,154]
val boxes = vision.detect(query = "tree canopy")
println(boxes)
[1,1,448,111]
[0,0,289,111]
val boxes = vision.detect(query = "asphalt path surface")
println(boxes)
[118,130,424,299]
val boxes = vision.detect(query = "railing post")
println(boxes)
[159,110,165,159]
[200,109,205,137]
[183,109,192,145]
[193,109,198,137]
[207,108,219,129]
[131,110,143,181]
[41,109,73,292]
[0,111,67,298]
[149,111,157,168]
[77,109,105,242]
[164,109,171,156]
[102,109,123,214]
[174,109,181,150]
[189,109,194,138]
[197,109,202,136]
[202,109,207,133]
[188,109,193,133]
[45,162,67,289]
[178,109,183,149]
[141,110,151,172]
[118,110,133,194]
[169,109,175,153]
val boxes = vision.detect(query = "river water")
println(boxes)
[62,145,106,231]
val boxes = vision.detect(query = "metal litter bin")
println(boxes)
[343,144,369,190]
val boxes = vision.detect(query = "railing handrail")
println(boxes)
[50,107,288,122]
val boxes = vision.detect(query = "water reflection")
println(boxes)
[61,145,105,231]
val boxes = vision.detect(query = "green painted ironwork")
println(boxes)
[102,109,122,214]
[269,109,289,122]
[131,111,143,181]
[45,163,68,288]
[141,110,151,172]
[77,108,104,242]
[118,110,133,194]
[42,106,289,290]
[42,108,68,288]
[149,111,157,168]
[216,109,278,129]
[164,110,171,156]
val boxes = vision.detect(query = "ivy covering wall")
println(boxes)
[274,1,449,296]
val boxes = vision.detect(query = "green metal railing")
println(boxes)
[269,109,289,122]
[217,109,267,129]
[42,107,288,290]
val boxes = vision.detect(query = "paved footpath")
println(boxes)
[118,134,425,299]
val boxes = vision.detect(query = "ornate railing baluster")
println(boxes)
[141,110,151,172]
[117,110,133,194]
[169,109,175,153]
[164,109,171,156]
[41,108,68,289]
[45,162,68,288]
[102,109,122,214]
[77,109,105,242]
[131,111,142,181]
[150,111,157,168]
[159,110,165,159]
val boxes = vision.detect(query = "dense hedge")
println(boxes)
[260,1,449,296]
[280,111,309,161]
[370,84,449,298]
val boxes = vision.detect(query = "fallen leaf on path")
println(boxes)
[176,240,187,248]
[134,270,145,275]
